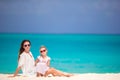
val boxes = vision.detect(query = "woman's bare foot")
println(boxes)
[64,74,73,77]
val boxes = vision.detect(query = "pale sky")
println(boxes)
[0,0,120,34]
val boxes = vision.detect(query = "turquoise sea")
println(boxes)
[0,33,120,74]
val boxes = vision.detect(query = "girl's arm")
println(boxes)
[47,60,50,67]
[35,59,39,66]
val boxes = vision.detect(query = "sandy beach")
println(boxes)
[0,73,120,80]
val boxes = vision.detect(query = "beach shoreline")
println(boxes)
[0,73,120,80]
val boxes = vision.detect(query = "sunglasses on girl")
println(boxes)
[24,44,30,47]
[40,49,46,53]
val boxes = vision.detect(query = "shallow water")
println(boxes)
[0,33,120,73]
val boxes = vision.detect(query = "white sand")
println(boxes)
[0,73,120,80]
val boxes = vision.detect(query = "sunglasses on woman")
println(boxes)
[24,44,30,47]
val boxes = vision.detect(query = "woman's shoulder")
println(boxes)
[37,55,41,59]
[29,51,33,56]
[20,51,32,56]
[20,52,26,56]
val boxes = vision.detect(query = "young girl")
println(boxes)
[35,45,72,77]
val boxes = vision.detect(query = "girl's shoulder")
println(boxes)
[37,56,51,60]
[46,56,51,60]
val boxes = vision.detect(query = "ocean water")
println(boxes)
[0,33,120,74]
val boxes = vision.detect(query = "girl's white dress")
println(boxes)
[18,51,35,76]
[36,56,51,75]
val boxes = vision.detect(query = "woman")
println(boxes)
[10,40,35,77]
[35,45,72,77]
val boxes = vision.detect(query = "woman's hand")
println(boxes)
[8,75,16,78]
[8,66,21,78]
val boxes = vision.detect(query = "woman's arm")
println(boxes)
[9,53,24,77]
[13,66,21,77]
[47,60,50,67]
[8,66,21,77]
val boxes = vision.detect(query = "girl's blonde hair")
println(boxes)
[40,45,47,50]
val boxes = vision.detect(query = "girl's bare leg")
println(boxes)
[36,72,40,77]
[36,72,43,77]
[45,68,72,77]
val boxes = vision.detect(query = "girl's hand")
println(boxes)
[35,59,39,66]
